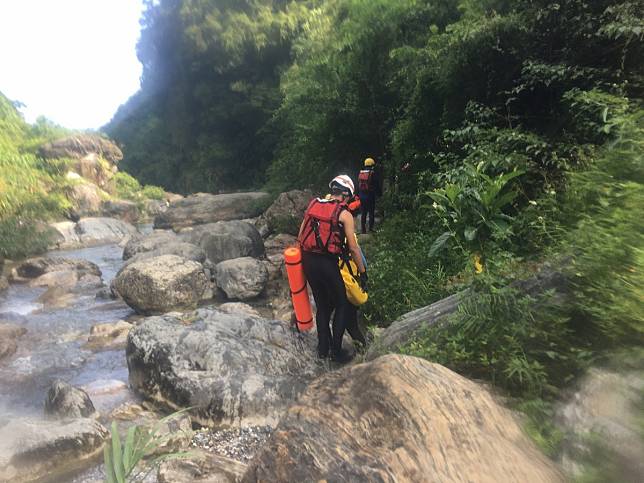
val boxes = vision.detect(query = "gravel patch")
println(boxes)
[191,425,273,463]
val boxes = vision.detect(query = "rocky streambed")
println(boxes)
[0,189,581,483]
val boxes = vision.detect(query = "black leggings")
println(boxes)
[302,251,349,355]
[360,192,376,233]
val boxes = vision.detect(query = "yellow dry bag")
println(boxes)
[339,258,368,306]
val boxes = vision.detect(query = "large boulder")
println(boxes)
[124,242,207,268]
[215,257,268,301]
[0,417,108,483]
[257,189,312,236]
[100,199,140,223]
[180,220,264,264]
[126,308,321,428]
[123,230,178,260]
[44,381,97,419]
[112,255,209,315]
[39,134,123,164]
[0,323,27,360]
[243,354,563,483]
[49,217,138,249]
[154,192,270,230]
[555,366,644,479]
[67,182,106,216]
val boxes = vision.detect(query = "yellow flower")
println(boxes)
[473,253,484,274]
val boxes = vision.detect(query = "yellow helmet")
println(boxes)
[364,157,375,167]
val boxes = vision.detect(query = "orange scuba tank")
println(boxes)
[284,247,314,331]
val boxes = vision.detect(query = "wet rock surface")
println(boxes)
[154,192,270,230]
[11,257,101,283]
[86,320,133,351]
[126,308,321,428]
[180,220,264,264]
[215,257,268,301]
[44,380,97,419]
[0,323,27,361]
[0,417,108,483]
[113,254,209,314]
[243,354,563,483]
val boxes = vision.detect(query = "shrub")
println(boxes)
[141,185,166,200]
[112,172,142,200]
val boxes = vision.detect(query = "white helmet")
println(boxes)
[329,175,355,197]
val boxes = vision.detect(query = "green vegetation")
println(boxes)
[0,92,166,259]
[0,93,74,258]
[104,410,192,483]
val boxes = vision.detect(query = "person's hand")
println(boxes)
[359,271,368,292]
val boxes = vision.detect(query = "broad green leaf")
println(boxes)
[429,231,453,258]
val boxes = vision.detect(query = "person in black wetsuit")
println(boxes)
[297,175,367,363]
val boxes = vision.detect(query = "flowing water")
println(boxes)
[0,242,138,425]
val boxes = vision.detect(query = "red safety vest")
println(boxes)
[358,169,374,192]
[298,198,347,255]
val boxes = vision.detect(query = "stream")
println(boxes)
[0,241,140,432]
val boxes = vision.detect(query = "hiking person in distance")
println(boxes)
[297,175,367,363]
[357,157,382,234]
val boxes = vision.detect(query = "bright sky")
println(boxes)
[0,0,145,129]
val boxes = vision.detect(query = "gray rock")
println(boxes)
[154,192,270,230]
[215,257,268,301]
[0,275,8,293]
[86,320,133,351]
[145,199,170,217]
[218,302,261,318]
[0,417,108,483]
[243,354,564,483]
[113,255,209,315]
[11,257,101,281]
[39,134,123,163]
[180,220,265,264]
[158,450,247,483]
[50,217,138,249]
[126,308,321,428]
[124,242,207,268]
[122,230,178,260]
[100,199,140,223]
[0,323,27,360]
[555,366,644,479]
[257,189,312,237]
[67,182,104,216]
[44,380,97,419]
